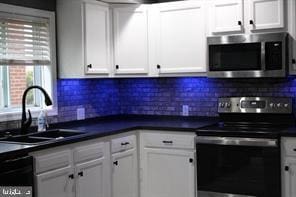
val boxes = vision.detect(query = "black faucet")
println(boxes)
[21,85,53,135]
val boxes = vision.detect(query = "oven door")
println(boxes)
[196,136,280,197]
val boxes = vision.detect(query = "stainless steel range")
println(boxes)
[196,97,294,197]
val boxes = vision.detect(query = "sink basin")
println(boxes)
[0,129,85,145]
[31,129,85,139]
[1,136,53,144]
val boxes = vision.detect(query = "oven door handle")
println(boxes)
[196,136,278,147]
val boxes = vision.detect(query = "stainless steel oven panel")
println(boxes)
[218,97,292,114]
[198,191,256,197]
[196,136,278,147]
[207,33,289,78]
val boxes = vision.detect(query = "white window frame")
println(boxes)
[0,3,58,122]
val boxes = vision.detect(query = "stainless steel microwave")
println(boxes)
[207,33,291,78]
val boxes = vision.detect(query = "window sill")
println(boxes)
[0,107,58,122]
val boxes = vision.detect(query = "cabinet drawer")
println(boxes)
[111,135,136,153]
[35,149,72,174]
[142,132,195,149]
[73,142,105,164]
[283,138,296,157]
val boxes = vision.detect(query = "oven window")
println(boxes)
[197,144,280,197]
[209,43,261,71]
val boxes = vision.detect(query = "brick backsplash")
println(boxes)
[57,79,121,122]
[1,76,296,131]
[119,77,296,117]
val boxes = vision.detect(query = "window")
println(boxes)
[0,4,56,120]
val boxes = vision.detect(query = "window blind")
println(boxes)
[0,16,51,65]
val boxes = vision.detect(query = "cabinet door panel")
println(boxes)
[283,158,296,197]
[249,0,284,30]
[112,149,138,197]
[210,0,243,33]
[36,167,74,197]
[84,2,110,74]
[113,5,149,74]
[75,158,106,197]
[141,148,195,197]
[155,1,206,74]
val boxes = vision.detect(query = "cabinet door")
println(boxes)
[155,1,206,74]
[112,149,138,197]
[113,5,149,74]
[75,158,108,197]
[248,0,284,30]
[283,157,296,197]
[210,0,243,33]
[36,166,74,197]
[83,2,111,75]
[141,148,195,197]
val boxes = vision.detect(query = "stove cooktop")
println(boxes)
[197,122,290,138]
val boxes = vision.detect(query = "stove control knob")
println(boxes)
[284,103,289,108]
[226,103,231,108]
[269,103,275,108]
[277,103,282,108]
[219,102,225,108]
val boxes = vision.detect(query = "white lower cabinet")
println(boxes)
[36,166,74,197]
[111,134,138,197]
[75,158,106,197]
[282,137,296,197]
[31,140,110,197]
[140,131,196,197]
[31,131,197,197]
[111,149,138,197]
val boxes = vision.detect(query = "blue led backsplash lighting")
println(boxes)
[57,77,296,122]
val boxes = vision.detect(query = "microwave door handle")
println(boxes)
[196,136,277,147]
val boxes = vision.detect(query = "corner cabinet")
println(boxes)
[57,0,111,78]
[140,131,196,197]
[153,1,206,74]
[111,135,138,197]
[112,5,149,75]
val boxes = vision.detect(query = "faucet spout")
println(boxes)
[21,85,53,135]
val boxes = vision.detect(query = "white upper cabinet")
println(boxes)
[210,0,244,33]
[208,0,285,35]
[57,0,111,78]
[248,0,284,31]
[83,2,111,75]
[113,5,149,75]
[154,1,206,74]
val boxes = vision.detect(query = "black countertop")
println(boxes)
[0,115,218,159]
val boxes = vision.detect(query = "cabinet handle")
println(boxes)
[121,142,130,146]
[116,65,119,69]
[249,20,254,25]
[113,161,118,166]
[157,64,161,69]
[189,158,194,163]
[78,172,84,177]
[285,166,289,171]
[238,21,242,26]
[292,59,296,64]
[68,174,74,179]
[162,140,173,144]
[87,64,92,69]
